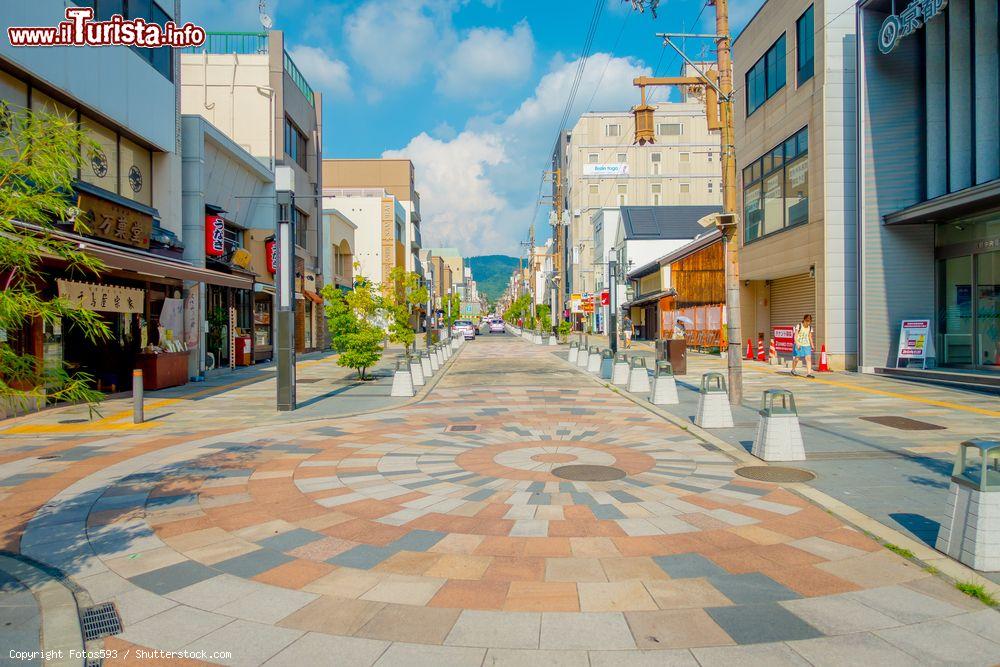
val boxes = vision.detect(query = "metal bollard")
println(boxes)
[132,369,144,424]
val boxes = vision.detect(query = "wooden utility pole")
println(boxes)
[713,0,744,405]
[627,0,744,404]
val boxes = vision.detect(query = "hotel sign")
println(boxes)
[583,164,629,176]
[878,0,947,55]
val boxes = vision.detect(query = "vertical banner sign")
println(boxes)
[896,319,935,369]
[600,291,610,306]
[265,239,277,274]
[772,326,795,355]
[229,306,237,370]
[184,285,199,350]
[205,215,225,257]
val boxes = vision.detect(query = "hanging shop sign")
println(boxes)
[75,192,152,249]
[184,285,199,349]
[896,318,936,368]
[205,215,226,257]
[600,290,610,306]
[878,0,947,55]
[231,247,252,270]
[570,293,582,313]
[265,239,277,274]
[57,279,144,314]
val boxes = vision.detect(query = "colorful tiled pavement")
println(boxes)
[2,336,999,665]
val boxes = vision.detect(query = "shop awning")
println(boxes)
[22,223,255,289]
[622,288,677,310]
[302,289,323,305]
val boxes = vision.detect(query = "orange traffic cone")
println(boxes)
[818,344,830,372]
[756,338,766,361]
[746,339,754,360]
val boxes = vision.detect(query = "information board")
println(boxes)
[772,325,795,355]
[896,318,935,369]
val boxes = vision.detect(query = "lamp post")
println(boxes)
[608,250,618,354]
[275,166,296,411]
[426,264,434,348]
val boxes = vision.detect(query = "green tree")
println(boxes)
[444,292,461,327]
[322,279,384,380]
[0,104,108,415]
[383,267,426,354]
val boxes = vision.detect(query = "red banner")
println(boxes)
[600,290,609,306]
[265,239,277,274]
[205,215,225,257]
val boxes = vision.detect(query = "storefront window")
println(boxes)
[762,172,784,235]
[784,154,809,227]
[119,137,152,206]
[743,183,761,242]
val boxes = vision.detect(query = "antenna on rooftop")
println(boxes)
[259,0,273,30]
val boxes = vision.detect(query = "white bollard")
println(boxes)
[576,345,591,368]
[751,390,805,461]
[429,347,441,371]
[586,346,602,374]
[390,359,415,397]
[410,356,425,386]
[442,343,452,360]
[598,349,614,379]
[649,360,679,405]
[548,334,558,347]
[568,341,580,364]
[452,336,461,350]
[612,353,630,386]
[694,372,734,428]
[420,351,434,378]
[626,356,651,393]
[936,438,1000,571]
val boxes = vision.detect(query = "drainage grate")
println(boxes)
[735,466,816,483]
[552,464,627,482]
[859,416,945,431]
[59,418,88,424]
[80,602,123,641]
[446,424,480,433]
[37,455,60,460]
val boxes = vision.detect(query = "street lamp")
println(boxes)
[426,264,434,348]
[275,166,296,411]
[608,249,618,354]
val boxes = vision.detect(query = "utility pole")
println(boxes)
[551,168,564,336]
[626,0,744,404]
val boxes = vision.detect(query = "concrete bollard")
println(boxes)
[695,372,734,428]
[936,438,1000,571]
[391,358,415,397]
[442,342,452,360]
[548,333,558,346]
[576,344,591,368]
[598,349,614,379]
[132,369,144,424]
[612,353,630,386]
[429,346,441,371]
[452,335,461,350]
[568,341,580,363]
[626,355,651,393]
[420,350,434,378]
[410,355,426,386]
[586,346,602,374]
[751,389,804,461]
[649,360,679,405]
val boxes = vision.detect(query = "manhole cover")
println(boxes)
[860,416,945,431]
[80,602,123,641]
[552,464,627,481]
[58,418,88,424]
[446,424,480,433]
[736,466,815,483]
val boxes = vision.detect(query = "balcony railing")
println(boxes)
[283,50,315,107]
[180,31,268,55]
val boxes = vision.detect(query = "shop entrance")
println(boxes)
[936,212,1000,371]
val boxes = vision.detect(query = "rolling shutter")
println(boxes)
[769,273,816,329]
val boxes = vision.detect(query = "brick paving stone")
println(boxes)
[785,633,921,666]
[705,603,823,645]
[264,632,389,667]
[538,612,636,650]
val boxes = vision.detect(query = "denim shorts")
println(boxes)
[794,345,811,358]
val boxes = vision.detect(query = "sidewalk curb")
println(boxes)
[550,345,1000,598]
[0,552,86,667]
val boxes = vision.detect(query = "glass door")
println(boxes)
[977,251,999,369]
[939,256,974,365]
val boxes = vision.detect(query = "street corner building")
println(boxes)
[857,0,999,385]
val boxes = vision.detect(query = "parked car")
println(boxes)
[452,320,476,340]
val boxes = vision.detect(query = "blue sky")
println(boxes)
[185,0,763,256]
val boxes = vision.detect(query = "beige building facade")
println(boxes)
[555,102,722,318]
[733,0,857,369]
[323,159,423,277]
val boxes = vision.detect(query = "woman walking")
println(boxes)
[791,314,815,378]
[622,315,633,349]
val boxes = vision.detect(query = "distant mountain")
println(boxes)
[467,255,519,304]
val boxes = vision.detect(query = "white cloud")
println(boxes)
[436,21,535,98]
[383,131,509,253]
[387,53,650,255]
[344,0,454,85]
[287,46,352,99]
